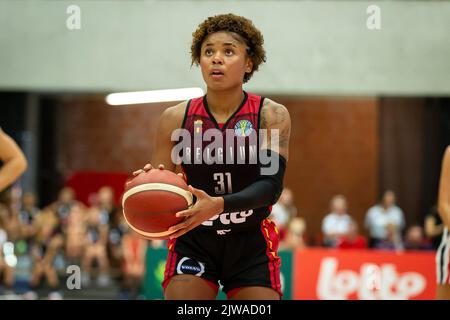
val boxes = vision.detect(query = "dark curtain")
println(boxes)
[379,97,450,227]
[37,96,64,207]
[0,92,63,207]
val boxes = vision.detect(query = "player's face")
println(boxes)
[199,31,253,91]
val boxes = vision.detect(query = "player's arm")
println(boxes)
[425,214,444,237]
[219,99,291,212]
[133,102,186,175]
[438,146,450,229]
[0,128,28,192]
[259,98,291,160]
[169,100,291,239]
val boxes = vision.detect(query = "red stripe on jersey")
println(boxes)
[260,219,282,296]
[162,238,178,290]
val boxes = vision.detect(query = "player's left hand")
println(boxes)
[168,185,224,239]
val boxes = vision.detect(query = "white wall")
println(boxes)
[0,0,449,95]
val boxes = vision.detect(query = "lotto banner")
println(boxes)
[293,248,436,300]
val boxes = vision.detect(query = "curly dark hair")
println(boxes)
[191,13,266,83]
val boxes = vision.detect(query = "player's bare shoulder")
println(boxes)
[158,100,189,132]
[260,98,291,130]
[260,98,291,157]
[445,145,450,162]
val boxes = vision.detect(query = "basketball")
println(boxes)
[121,168,193,240]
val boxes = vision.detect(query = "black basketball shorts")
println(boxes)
[162,218,282,298]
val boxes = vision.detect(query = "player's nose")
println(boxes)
[212,52,224,64]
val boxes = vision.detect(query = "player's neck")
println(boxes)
[205,87,245,118]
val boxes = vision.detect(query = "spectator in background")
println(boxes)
[336,220,367,250]
[65,204,87,266]
[20,192,40,224]
[108,207,128,278]
[0,214,15,294]
[270,188,297,241]
[365,190,405,248]
[404,225,433,251]
[321,195,352,247]
[82,205,111,287]
[280,217,307,250]
[0,191,23,295]
[424,204,444,250]
[97,186,116,228]
[50,187,83,232]
[26,208,64,300]
[372,223,404,251]
[19,192,40,250]
[0,127,27,193]
[120,228,148,300]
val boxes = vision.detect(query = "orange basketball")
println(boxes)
[121,168,193,240]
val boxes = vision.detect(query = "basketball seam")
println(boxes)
[122,183,193,209]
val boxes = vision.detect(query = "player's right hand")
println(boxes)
[132,164,185,181]
[133,163,157,176]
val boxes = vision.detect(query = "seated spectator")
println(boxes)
[49,187,83,232]
[365,190,405,248]
[108,207,128,277]
[321,195,353,247]
[81,206,110,287]
[280,217,307,250]
[18,192,40,255]
[404,225,433,251]
[372,223,404,251]
[65,204,87,266]
[270,188,297,241]
[0,215,15,294]
[424,204,444,250]
[27,208,64,300]
[336,220,367,249]
[0,189,22,243]
[120,229,147,300]
[97,186,116,223]
[19,192,40,233]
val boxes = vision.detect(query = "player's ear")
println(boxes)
[245,57,253,74]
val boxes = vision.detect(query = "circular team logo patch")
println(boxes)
[234,120,253,137]
[176,257,205,276]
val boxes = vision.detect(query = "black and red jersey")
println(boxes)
[178,91,271,232]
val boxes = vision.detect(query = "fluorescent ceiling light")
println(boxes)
[106,87,204,105]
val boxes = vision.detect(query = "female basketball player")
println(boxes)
[0,127,27,192]
[437,146,450,299]
[133,13,291,300]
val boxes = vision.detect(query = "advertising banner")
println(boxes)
[293,248,436,300]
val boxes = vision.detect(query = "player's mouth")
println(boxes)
[210,70,225,79]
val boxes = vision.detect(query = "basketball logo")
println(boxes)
[234,120,253,137]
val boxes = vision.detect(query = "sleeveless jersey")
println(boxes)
[178,91,271,232]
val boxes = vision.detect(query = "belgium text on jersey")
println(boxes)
[170,128,280,175]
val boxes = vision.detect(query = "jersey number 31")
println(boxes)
[213,172,232,195]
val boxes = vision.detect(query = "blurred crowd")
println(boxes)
[0,186,154,300]
[272,188,441,253]
[0,184,443,300]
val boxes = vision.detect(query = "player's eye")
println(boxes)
[204,49,213,56]
[225,49,234,56]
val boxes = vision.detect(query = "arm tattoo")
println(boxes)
[279,127,290,150]
[260,100,290,150]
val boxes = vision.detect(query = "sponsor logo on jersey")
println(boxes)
[194,119,203,134]
[176,257,205,276]
[234,120,253,137]
[202,210,254,227]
